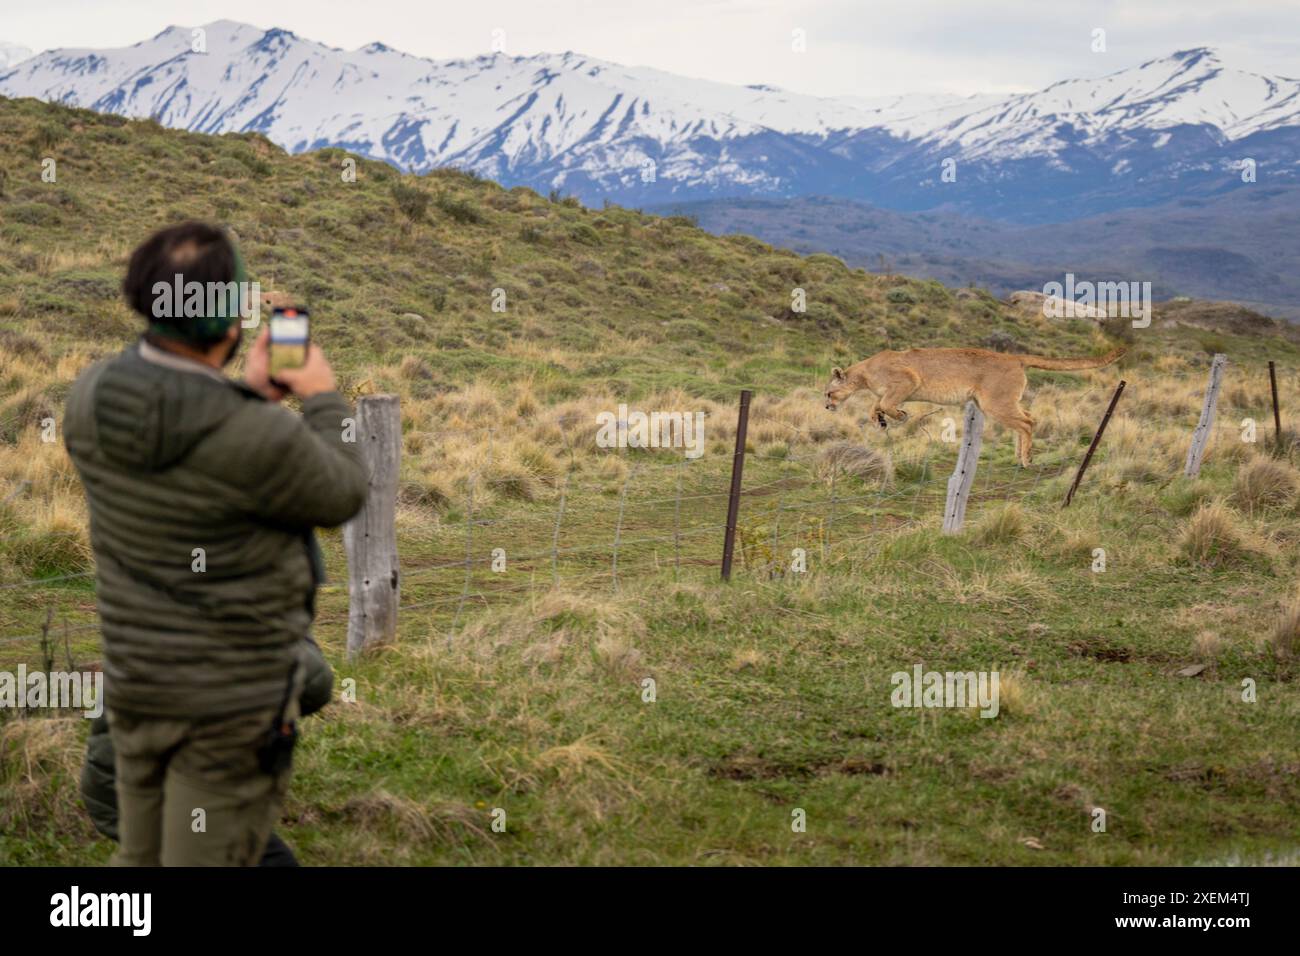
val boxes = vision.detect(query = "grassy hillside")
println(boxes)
[1,95,1299,866]
[658,191,1300,321]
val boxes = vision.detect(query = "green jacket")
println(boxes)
[63,339,366,718]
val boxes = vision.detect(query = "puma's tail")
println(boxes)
[1017,347,1126,371]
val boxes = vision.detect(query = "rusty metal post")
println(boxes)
[720,390,752,581]
[1269,361,1281,453]
[1064,380,1126,508]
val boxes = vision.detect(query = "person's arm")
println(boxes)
[236,334,368,529]
[234,395,367,529]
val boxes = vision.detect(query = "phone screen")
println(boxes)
[269,308,309,379]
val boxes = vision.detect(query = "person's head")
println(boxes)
[123,222,245,364]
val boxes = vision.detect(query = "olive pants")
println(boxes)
[107,694,299,867]
[82,638,332,866]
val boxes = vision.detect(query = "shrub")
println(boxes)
[569,224,600,246]
[1099,314,1137,345]
[391,181,430,222]
[981,330,1022,353]
[25,122,63,156]
[1197,334,1228,356]
[436,193,483,225]
[8,203,63,226]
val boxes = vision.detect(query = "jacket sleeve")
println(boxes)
[235,391,369,529]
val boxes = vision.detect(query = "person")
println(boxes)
[79,636,335,866]
[63,222,367,866]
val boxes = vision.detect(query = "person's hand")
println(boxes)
[275,344,337,400]
[243,327,287,402]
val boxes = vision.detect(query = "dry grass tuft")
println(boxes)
[1271,594,1299,658]
[337,788,489,842]
[0,715,92,836]
[994,670,1033,717]
[971,503,1026,545]
[1192,630,1222,659]
[816,441,893,484]
[1179,501,1249,567]
[1232,457,1298,513]
[458,589,646,654]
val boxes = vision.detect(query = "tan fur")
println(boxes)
[261,290,295,311]
[823,346,1126,466]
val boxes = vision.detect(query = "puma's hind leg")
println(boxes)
[979,395,1036,466]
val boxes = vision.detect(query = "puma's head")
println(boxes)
[824,366,855,411]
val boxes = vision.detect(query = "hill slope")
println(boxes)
[655,187,1300,321]
[1,95,1299,867]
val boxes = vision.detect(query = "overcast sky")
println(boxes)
[5,0,1298,97]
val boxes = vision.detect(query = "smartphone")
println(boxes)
[269,307,310,380]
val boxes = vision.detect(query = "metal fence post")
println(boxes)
[721,390,752,581]
[1064,380,1126,507]
[1268,360,1282,453]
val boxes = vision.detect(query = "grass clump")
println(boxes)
[1178,501,1249,567]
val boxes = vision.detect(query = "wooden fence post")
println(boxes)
[1063,380,1126,507]
[344,394,401,658]
[720,389,752,581]
[611,465,637,591]
[550,471,569,586]
[942,402,984,534]
[1184,354,1226,478]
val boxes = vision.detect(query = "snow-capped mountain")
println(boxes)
[924,47,1300,160]
[1,20,1295,221]
[0,42,32,69]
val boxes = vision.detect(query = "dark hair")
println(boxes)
[122,222,238,345]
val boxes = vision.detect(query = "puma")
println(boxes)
[822,346,1125,466]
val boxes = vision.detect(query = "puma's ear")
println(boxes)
[831,367,845,382]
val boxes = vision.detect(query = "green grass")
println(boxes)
[1,93,1299,866]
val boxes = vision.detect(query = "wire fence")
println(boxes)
[0,354,1293,658]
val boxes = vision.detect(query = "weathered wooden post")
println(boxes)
[720,389,752,581]
[1184,354,1226,478]
[344,394,401,658]
[943,402,984,534]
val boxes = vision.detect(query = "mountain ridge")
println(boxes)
[1,21,1296,221]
